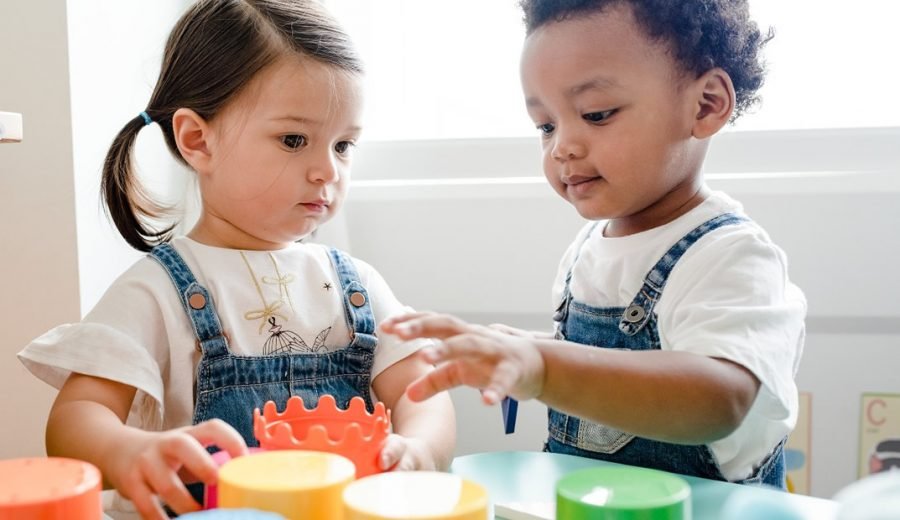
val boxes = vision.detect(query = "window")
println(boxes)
[328,0,900,140]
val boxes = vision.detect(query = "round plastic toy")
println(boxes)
[254,394,390,477]
[205,447,267,509]
[179,508,285,519]
[217,450,355,519]
[342,471,489,520]
[555,466,691,520]
[0,457,102,519]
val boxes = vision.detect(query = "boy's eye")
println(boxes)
[583,110,616,123]
[281,134,306,149]
[537,123,555,136]
[334,141,355,154]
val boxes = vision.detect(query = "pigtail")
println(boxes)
[100,113,176,252]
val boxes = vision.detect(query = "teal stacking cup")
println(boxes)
[556,466,691,520]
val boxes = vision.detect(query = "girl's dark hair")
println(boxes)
[519,0,773,122]
[102,0,363,252]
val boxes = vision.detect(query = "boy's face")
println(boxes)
[521,4,709,231]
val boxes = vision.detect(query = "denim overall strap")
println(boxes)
[553,222,602,326]
[149,243,229,358]
[618,213,748,336]
[328,248,378,352]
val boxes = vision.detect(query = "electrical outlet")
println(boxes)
[0,111,24,143]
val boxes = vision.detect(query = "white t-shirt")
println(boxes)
[551,191,806,481]
[19,237,429,432]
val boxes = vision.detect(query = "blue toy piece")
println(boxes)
[502,397,518,434]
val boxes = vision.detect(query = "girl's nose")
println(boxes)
[308,155,340,184]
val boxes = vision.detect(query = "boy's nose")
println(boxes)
[550,131,587,161]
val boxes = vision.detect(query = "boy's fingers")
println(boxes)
[388,314,473,340]
[380,312,432,330]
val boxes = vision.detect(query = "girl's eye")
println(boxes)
[583,109,616,123]
[281,134,306,149]
[537,123,555,136]
[335,141,355,154]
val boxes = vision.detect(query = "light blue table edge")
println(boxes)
[449,450,838,519]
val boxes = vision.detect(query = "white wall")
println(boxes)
[0,0,80,460]
[0,0,189,459]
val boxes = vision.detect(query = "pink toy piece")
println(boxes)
[205,447,266,509]
[253,394,391,478]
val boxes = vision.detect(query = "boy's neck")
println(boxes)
[604,183,710,238]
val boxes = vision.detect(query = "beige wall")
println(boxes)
[0,0,80,458]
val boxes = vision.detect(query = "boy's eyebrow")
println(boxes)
[569,76,620,96]
[525,76,621,109]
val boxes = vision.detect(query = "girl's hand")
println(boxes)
[380,312,546,405]
[378,433,436,471]
[108,419,247,520]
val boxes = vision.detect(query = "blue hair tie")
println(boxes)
[139,111,152,126]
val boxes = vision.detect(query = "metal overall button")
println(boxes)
[623,305,645,323]
[349,291,367,307]
[188,293,207,310]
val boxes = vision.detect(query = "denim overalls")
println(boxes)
[546,213,786,488]
[149,243,377,445]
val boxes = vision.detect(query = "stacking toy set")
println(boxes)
[0,394,696,519]
[207,394,490,519]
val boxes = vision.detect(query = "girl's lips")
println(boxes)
[300,202,328,213]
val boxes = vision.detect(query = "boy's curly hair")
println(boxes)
[520,0,773,120]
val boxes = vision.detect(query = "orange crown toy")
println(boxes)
[253,394,391,478]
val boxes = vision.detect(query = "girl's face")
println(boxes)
[193,57,363,250]
[520,5,710,236]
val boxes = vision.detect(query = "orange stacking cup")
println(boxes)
[217,450,356,520]
[254,395,390,478]
[0,457,102,520]
[342,472,489,520]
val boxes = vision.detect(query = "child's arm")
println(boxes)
[381,313,759,446]
[372,353,456,471]
[47,373,247,520]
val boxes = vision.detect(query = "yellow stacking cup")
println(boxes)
[217,450,356,520]
[342,471,489,520]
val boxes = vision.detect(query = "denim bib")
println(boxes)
[546,213,786,487]
[149,244,378,446]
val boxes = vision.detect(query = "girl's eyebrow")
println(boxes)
[271,115,362,133]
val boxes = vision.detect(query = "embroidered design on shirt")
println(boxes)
[240,251,288,334]
[323,282,333,291]
[262,252,296,313]
[240,251,333,355]
[263,317,332,355]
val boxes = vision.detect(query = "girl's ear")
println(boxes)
[172,108,212,171]
[691,68,736,139]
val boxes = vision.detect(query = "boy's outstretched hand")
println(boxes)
[380,312,546,405]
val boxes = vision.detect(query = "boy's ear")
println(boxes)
[691,68,735,139]
[172,107,212,171]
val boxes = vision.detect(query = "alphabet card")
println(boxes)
[785,392,811,494]
[859,393,900,478]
